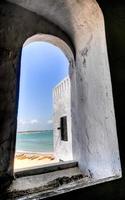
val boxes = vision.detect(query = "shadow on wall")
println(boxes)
[97,0,125,165]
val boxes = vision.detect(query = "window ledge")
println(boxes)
[15,160,78,178]
[9,163,86,199]
[7,161,121,200]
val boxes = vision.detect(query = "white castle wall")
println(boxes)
[53,76,73,161]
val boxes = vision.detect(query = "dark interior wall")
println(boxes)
[97,0,125,164]
[0,0,73,189]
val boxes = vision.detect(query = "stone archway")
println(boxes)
[16,33,75,164]
[0,0,122,192]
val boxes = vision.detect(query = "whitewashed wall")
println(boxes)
[53,76,73,161]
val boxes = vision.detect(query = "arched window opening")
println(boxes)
[14,38,73,170]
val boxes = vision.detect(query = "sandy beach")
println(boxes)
[14,152,58,170]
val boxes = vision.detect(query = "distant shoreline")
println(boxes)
[16,151,54,155]
[17,129,53,133]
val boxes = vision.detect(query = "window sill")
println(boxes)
[8,161,121,199]
[14,160,78,178]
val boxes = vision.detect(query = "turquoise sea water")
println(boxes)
[16,130,53,153]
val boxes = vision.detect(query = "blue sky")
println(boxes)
[17,41,69,131]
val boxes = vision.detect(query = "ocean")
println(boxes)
[16,130,53,153]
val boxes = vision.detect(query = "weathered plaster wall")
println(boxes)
[0,1,74,189]
[53,77,72,161]
[51,2,125,199]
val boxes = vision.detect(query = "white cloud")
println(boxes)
[47,119,53,124]
[30,119,38,124]
[18,119,28,125]
[18,119,38,125]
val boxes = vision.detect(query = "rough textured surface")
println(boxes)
[0,0,123,197]
[53,77,72,161]
[5,167,87,199]
[10,167,83,192]
[49,1,125,199]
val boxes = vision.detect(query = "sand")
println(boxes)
[14,152,58,170]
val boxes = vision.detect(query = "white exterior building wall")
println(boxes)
[53,76,73,161]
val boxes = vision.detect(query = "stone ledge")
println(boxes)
[15,161,78,178]
[9,175,121,200]
[8,166,84,199]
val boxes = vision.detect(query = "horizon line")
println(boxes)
[17,129,53,133]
